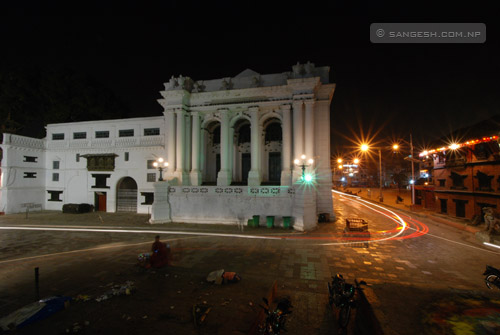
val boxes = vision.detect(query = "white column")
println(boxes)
[280,104,292,186]
[304,100,315,165]
[166,110,176,179]
[292,100,304,182]
[248,106,261,186]
[175,108,188,185]
[217,109,232,186]
[190,111,201,186]
[185,113,191,173]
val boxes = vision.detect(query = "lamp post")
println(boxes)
[360,144,384,202]
[397,134,417,207]
[294,154,314,182]
[152,157,169,181]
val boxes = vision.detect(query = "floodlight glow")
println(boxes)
[409,179,414,184]
[304,174,313,182]
[361,144,369,152]
[337,158,343,163]
[338,165,343,169]
[393,144,399,150]
[341,177,345,181]
[450,143,460,150]
[353,158,360,164]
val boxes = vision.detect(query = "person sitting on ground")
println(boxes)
[222,271,241,284]
[148,235,170,269]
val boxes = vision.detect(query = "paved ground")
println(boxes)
[1,192,500,334]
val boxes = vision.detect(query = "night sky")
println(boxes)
[1,2,499,155]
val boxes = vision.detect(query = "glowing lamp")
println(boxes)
[337,158,343,163]
[304,174,313,182]
[153,162,158,167]
[361,144,369,152]
[353,158,360,164]
[294,159,300,165]
[308,158,314,164]
[450,143,460,150]
[300,154,306,160]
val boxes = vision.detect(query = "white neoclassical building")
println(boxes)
[0,63,335,230]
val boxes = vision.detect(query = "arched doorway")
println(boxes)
[116,177,138,212]
[232,119,251,185]
[202,121,221,185]
[263,119,282,185]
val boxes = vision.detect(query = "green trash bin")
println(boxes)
[253,215,260,227]
[248,219,254,227]
[266,216,275,228]
[283,216,292,229]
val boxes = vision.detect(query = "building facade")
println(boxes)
[0,63,335,230]
[421,134,500,220]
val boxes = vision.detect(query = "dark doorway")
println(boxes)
[95,192,107,212]
[216,154,221,176]
[455,199,467,218]
[242,153,251,183]
[116,177,138,212]
[440,199,447,214]
[268,152,281,184]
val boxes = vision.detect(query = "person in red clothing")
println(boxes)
[148,235,169,268]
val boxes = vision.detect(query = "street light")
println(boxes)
[360,144,384,202]
[395,134,417,207]
[294,154,314,183]
[152,157,169,181]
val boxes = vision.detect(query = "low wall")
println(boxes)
[169,185,295,225]
[150,183,317,230]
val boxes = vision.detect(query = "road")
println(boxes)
[0,192,499,334]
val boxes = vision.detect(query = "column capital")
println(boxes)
[280,104,291,111]
[292,100,303,106]
[304,99,316,106]
[190,110,200,116]
[175,107,187,115]
[165,108,176,114]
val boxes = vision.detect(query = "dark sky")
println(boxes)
[1,2,499,154]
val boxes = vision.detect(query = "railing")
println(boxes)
[46,135,164,150]
[168,185,295,197]
[3,134,45,149]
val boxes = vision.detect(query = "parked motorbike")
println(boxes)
[327,273,365,329]
[259,297,293,334]
[483,265,500,290]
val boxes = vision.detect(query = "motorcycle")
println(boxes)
[259,297,293,334]
[327,273,365,329]
[483,265,500,290]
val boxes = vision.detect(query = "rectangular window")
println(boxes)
[119,129,134,137]
[53,161,60,169]
[23,156,38,163]
[141,192,154,205]
[147,173,156,182]
[73,132,87,139]
[144,128,160,136]
[76,154,80,162]
[24,172,37,178]
[125,152,129,161]
[48,190,63,202]
[95,131,110,138]
[52,133,64,140]
[52,173,59,182]
[147,160,155,169]
[91,174,111,188]
[438,179,445,187]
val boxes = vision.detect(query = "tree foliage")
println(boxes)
[0,65,130,139]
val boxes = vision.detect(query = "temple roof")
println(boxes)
[234,69,260,78]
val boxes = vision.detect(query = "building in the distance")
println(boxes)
[419,115,500,220]
[0,63,335,230]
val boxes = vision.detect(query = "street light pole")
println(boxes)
[410,133,415,207]
[378,148,383,202]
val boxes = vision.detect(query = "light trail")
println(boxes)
[332,190,500,255]
[0,236,201,265]
[0,226,283,240]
